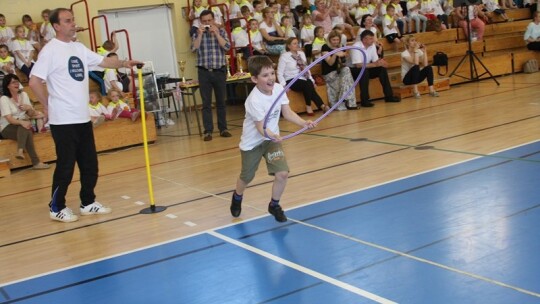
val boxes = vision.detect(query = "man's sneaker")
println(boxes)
[50,207,79,223]
[230,194,242,217]
[268,204,287,222]
[80,202,112,215]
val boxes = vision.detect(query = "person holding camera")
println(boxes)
[191,10,232,142]
[401,35,438,99]
[321,30,358,110]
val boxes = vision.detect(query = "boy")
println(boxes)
[230,55,316,222]
[231,19,251,59]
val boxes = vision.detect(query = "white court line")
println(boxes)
[208,230,397,304]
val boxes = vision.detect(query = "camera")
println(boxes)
[204,25,211,31]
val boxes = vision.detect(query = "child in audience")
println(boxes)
[40,9,55,45]
[226,0,242,21]
[281,16,297,38]
[383,5,402,49]
[375,0,391,26]
[300,14,315,57]
[249,19,268,55]
[281,4,297,29]
[0,45,15,75]
[231,19,251,58]
[106,88,140,122]
[482,0,510,22]
[253,0,265,22]
[230,55,316,223]
[312,26,326,58]
[88,91,109,127]
[90,35,119,96]
[12,25,34,78]
[240,5,253,28]
[208,0,225,26]
[104,53,131,93]
[0,14,15,47]
[21,14,41,52]
[329,0,356,39]
[189,0,207,36]
[407,0,428,32]
[391,0,408,35]
[355,0,371,25]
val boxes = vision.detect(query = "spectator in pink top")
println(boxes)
[312,0,333,34]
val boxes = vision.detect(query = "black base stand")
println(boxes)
[140,205,167,214]
[449,4,500,86]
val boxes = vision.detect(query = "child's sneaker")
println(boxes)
[131,111,140,122]
[50,207,79,222]
[230,194,242,217]
[80,202,112,215]
[268,203,287,222]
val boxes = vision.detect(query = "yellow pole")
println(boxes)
[137,65,158,211]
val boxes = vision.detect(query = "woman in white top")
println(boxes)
[259,7,287,55]
[277,37,328,115]
[525,11,540,51]
[359,14,384,57]
[0,74,49,169]
[401,35,438,98]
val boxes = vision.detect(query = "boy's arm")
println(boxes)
[255,120,282,141]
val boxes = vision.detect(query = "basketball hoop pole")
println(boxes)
[136,63,167,214]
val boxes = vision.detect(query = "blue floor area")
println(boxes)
[2,142,540,303]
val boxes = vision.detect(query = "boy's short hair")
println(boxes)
[386,5,395,11]
[241,5,250,14]
[248,55,273,77]
[281,15,290,23]
[107,52,118,58]
[0,44,9,52]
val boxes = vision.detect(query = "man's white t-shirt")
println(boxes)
[30,38,104,125]
[239,83,289,151]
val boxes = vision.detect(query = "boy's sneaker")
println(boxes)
[268,204,287,222]
[230,194,242,217]
[50,207,79,223]
[80,202,112,215]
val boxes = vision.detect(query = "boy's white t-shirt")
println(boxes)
[12,39,35,69]
[300,25,315,45]
[30,38,104,125]
[383,15,399,36]
[239,83,289,151]
[232,28,250,48]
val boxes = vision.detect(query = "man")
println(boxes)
[29,8,142,223]
[349,30,400,107]
[191,10,232,141]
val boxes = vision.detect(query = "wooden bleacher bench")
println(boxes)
[0,113,157,170]
[392,78,451,99]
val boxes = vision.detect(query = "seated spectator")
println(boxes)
[259,7,287,54]
[0,74,49,169]
[277,37,328,115]
[90,34,119,96]
[281,4,298,29]
[40,9,56,45]
[88,91,113,127]
[0,14,14,48]
[420,0,448,30]
[248,19,269,55]
[524,0,537,16]
[312,26,326,59]
[0,44,16,75]
[355,0,371,25]
[329,0,356,39]
[321,30,358,110]
[383,5,402,50]
[208,0,224,27]
[189,0,207,36]
[300,14,316,58]
[500,0,517,9]
[407,0,428,32]
[375,0,392,27]
[359,14,384,57]
[231,19,251,59]
[253,0,265,22]
[12,25,35,78]
[455,5,485,41]
[391,0,408,35]
[281,16,297,38]
[524,11,540,51]
[21,14,41,52]
[312,0,333,34]
[401,35,439,98]
[239,5,253,29]
[106,88,140,121]
[349,30,400,107]
[104,53,131,93]
[482,0,510,22]
[225,0,242,21]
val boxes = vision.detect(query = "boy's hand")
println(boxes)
[271,133,283,142]
[305,120,317,129]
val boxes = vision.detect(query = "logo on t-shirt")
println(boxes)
[68,56,85,81]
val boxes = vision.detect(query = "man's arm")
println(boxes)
[99,57,142,69]
[28,75,50,122]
